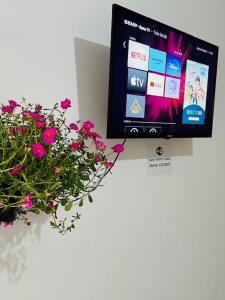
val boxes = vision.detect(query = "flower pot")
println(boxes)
[0,207,18,222]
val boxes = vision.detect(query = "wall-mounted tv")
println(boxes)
[107,4,219,138]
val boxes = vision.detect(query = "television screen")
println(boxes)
[107,4,219,138]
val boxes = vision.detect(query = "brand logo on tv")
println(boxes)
[150,81,162,88]
[131,51,147,62]
[166,54,182,77]
[131,75,144,87]
[152,57,163,65]
[128,40,149,71]
[130,98,142,114]
[147,72,165,96]
[149,48,167,74]
[127,68,147,93]
[168,60,180,71]
[126,94,146,118]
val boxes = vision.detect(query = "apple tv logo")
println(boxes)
[127,68,147,93]
[131,75,144,87]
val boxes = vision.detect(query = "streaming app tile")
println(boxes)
[147,72,165,96]
[128,40,149,71]
[126,94,146,118]
[127,68,147,93]
[149,48,167,73]
[166,54,182,77]
[164,77,181,99]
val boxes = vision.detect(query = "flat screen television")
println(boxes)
[107,4,219,138]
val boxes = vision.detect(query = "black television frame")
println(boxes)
[107,4,219,139]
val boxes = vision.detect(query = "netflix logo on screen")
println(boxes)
[131,52,147,61]
[128,40,149,71]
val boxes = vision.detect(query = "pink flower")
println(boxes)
[54,167,61,174]
[36,119,46,129]
[30,112,42,118]
[79,120,97,138]
[16,125,26,134]
[71,142,79,150]
[43,128,57,144]
[22,111,42,119]
[32,143,46,157]
[104,161,114,168]
[22,111,31,118]
[112,144,125,153]
[1,105,14,113]
[81,120,94,131]
[71,141,84,151]
[8,99,20,107]
[88,131,102,139]
[4,221,14,228]
[61,98,71,109]
[78,143,84,149]
[95,140,107,149]
[95,153,102,163]
[10,125,26,135]
[49,200,55,209]
[22,194,33,209]
[69,123,78,130]
[10,164,23,175]
[35,104,42,111]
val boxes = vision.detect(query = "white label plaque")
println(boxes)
[147,142,173,176]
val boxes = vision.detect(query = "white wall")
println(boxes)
[0,0,225,299]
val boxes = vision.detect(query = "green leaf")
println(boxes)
[88,195,93,203]
[33,208,40,215]
[45,207,51,214]
[50,182,61,190]
[80,175,89,181]
[76,181,84,189]
[65,202,73,211]
[75,190,80,197]
[90,165,96,172]
[79,198,83,207]
[50,221,57,228]
[61,198,68,206]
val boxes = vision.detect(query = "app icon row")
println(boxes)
[128,68,181,99]
[128,40,182,77]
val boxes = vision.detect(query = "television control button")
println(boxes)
[145,126,161,135]
[125,126,144,133]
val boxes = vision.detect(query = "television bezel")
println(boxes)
[107,4,219,139]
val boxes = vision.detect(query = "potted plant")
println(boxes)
[0,98,125,233]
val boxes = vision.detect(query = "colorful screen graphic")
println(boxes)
[107,5,218,138]
[182,60,209,124]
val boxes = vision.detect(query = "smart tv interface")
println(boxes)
[107,4,219,138]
